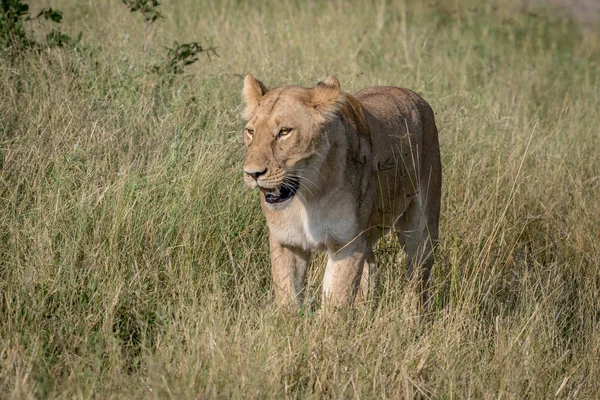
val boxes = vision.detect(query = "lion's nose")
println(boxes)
[244,166,268,181]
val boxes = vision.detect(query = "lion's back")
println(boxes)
[356,86,434,137]
[355,86,438,162]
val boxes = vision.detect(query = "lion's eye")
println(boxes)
[278,127,292,137]
[245,128,254,137]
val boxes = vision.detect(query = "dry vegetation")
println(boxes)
[1,0,599,398]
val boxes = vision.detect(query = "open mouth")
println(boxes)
[262,177,300,204]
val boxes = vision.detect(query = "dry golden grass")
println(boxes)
[1,0,599,398]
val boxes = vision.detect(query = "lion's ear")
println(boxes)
[311,75,342,121]
[242,74,268,120]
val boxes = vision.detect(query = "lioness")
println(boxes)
[242,75,441,309]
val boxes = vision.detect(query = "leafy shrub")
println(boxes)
[0,0,79,60]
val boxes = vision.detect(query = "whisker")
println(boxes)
[282,180,308,203]
[287,173,320,190]
[286,175,315,198]
[291,166,328,183]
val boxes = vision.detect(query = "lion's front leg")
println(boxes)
[270,236,311,310]
[322,239,368,309]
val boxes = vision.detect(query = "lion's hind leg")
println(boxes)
[395,191,439,308]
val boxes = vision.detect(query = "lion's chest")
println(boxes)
[265,197,358,251]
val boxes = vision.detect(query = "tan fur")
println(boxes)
[340,93,372,146]
[241,75,441,310]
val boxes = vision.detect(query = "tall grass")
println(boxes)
[1,0,599,397]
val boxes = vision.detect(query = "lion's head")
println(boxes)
[241,75,343,206]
